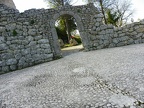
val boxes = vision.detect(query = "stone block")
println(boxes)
[0,37,5,44]
[136,27,144,33]
[28,29,37,36]
[15,53,22,60]
[40,44,50,49]
[113,38,119,44]
[27,36,34,41]
[121,36,129,41]
[0,27,5,32]
[28,41,37,47]
[1,53,14,59]
[2,66,10,72]
[35,35,43,41]
[0,43,7,50]
[21,48,31,55]
[38,39,49,44]
[6,59,17,65]
[127,39,134,44]
[18,57,26,66]
[134,39,142,44]
[10,65,17,71]
[117,42,126,47]
[0,61,5,66]
[95,22,100,27]
[136,33,143,38]
[42,54,53,59]
[142,39,144,43]
[109,43,115,48]
[96,18,102,22]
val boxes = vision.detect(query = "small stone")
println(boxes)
[40,44,50,49]
[28,29,37,36]
[38,39,49,44]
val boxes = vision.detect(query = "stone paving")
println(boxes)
[1,44,144,108]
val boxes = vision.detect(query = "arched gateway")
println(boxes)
[1,3,144,73]
[51,10,92,57]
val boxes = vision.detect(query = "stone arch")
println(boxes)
[50,11,90,57]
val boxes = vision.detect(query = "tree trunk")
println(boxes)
[61,0,64,6]
[65,17,71,43]
[100,0,107,24]
[61,0,71,43]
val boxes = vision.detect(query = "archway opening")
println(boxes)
[55,14,84,56]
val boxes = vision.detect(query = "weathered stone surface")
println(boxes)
[0,61,5,66]
[0,44,7,50]
[1,53,14,59]
[113,39,119,44]
[6,59,17,65]
[18,57,26,66]
[38,39,49,44]
[10,65,17,70]
[28,29,37,36]
[40,44,50,49]
[0,27,5,32]
[2,66,9,72]
[0,37,5,44]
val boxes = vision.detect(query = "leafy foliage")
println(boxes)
[12,30,17,36]
[56,15,77,43]
[106,9,121,27]
[30,20,35,25]
[83,0,134,26]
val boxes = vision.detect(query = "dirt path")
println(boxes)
[61,44,84,56]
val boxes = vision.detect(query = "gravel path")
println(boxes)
[61,44,84,56]
[0,44,144,108]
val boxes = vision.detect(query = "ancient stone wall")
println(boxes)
[1,3,144,74]
[0,5,54,73]
[88,15,144,50]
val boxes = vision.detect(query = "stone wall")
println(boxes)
[0,4,54,73]
[88,15,144,50]
[0,3,144,74]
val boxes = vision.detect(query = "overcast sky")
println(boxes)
[13,0,144,22]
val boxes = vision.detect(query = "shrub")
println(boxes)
[12,30,17,36]
[73,35,82,44]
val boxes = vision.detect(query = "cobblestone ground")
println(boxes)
[0,44,144,108]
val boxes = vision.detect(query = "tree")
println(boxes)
[83,0,115,24]
[106,9,121,27]
[56,15,77,43]
[113,0,134,26]
[83,0,134,26]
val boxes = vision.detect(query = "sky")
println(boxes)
[131,0,144,21]
[13,0,144,22]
